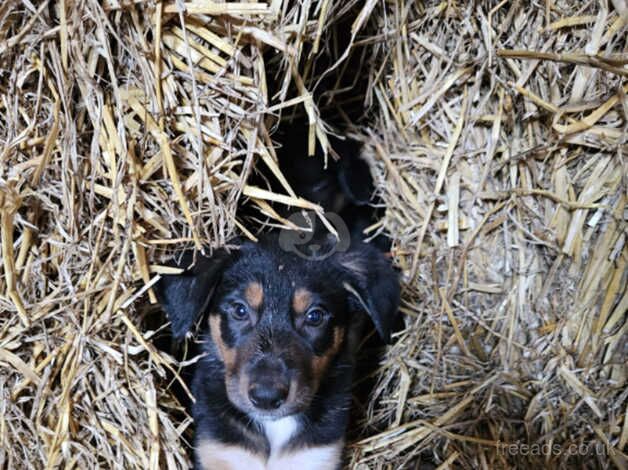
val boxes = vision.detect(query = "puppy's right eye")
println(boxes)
[231,302,249,321]
[304,307,327,327]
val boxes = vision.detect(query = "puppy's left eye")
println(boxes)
[231,302,249,321]
[304,308,327,327]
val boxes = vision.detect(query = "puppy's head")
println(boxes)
[156,236,399,421]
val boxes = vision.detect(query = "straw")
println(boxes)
[1,1,626,468]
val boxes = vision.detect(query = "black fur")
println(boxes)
[155,233,399,466]
[336,243,400,344]
[155,249,230,340]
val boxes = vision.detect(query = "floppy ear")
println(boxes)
[337,244,400,343]
[155,250,230,341]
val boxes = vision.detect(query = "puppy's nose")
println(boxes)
[248,384,288,410]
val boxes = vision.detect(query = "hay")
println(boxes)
[0,1,626,469]
[347,2,627,468]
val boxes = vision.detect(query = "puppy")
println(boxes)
[156,233,399,469]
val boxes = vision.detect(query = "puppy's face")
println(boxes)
[156,236,400,421]
[208,253,350,419]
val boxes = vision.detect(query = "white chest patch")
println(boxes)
[197,439,265,470]
[267,442,343,470]
[262,416,298,454]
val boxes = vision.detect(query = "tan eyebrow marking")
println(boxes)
[244,281,264,309]
[292,287,312,314]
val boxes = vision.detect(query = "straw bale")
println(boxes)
[0,0,626,469]
[347,2,627,468]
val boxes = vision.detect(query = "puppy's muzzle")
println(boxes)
[247,356,290,411]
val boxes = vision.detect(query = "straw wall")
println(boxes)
[0,1,626,469]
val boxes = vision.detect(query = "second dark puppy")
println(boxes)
[156,232,399,469]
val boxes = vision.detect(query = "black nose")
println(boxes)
[248,384,288,410]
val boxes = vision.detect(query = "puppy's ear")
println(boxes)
[155,250,230,340]
[336,244,400,343]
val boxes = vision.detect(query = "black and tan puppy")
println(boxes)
[156,233,399,469]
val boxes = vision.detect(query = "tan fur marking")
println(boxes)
[311,327,344,380]
[292,288,312,314]
[197,439,342,470]
[238,368,250,404]
[197,439,265,470]
[245,281,264,309]
[209,315,236,369]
